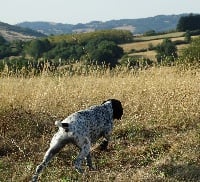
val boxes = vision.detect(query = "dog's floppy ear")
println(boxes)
[102,99,123,120]
[110,99,123,120]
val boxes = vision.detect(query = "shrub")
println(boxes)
[156,38,177,65]
[181,37,200,64]
[120,55,153,69]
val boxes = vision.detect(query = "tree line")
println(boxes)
[177,14,200,31]
[0,30,134,71]
[0,14,200,73]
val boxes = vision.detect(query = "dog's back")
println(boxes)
[58,102,113,144]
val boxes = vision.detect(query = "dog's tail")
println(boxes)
[55,120,62,127]
[55,121,69,132]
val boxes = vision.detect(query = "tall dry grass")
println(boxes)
[0,66,200,181]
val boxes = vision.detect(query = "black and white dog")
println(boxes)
[32,99,123,181]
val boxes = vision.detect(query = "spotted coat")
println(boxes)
[32,99,123,182]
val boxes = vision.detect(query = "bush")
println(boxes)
[144,30,156,36]
[181,37,200,64]
[156,38,177,64]
[85,40,124,67]
[120,55,153,69]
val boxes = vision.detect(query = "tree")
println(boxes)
[86,40,124,67]
[0,45,11,59]
[184,31,191,43]
[44,41,84,61]
[25,40,43,59]
[144,30,156,36]
[177,14,200,31]
[10,40,24,56]
[0,35,7,45]
[156,38,177,64]
[0,36,11,59]
[25,39,51,59]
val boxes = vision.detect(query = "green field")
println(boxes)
[0,66,200,181]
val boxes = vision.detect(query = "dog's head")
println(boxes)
[103,99,123,120]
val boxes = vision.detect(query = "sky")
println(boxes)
[1,0,200,25]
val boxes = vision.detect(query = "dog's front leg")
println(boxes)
[99,131,111,150]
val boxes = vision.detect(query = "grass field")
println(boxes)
[120,32,199,61]
[128,42,189,61]
[134,32,185,42]
[0,66,200,181]
[120,36,185,53]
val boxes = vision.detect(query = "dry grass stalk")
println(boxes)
[0,66,200,181]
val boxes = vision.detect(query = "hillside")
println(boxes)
[0,21,45,41]
[17,14,187,35]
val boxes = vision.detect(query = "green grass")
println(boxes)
[0,67,200,181]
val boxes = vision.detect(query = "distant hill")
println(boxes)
[17,14,187,35]
[0,21,46,41]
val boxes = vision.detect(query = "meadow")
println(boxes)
[0,65,200,182]
[120,32,199,61]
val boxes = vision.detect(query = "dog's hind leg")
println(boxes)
[31,133,66,182]
[86,152,96,170]
[74,137,92,173]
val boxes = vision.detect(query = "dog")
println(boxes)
[31,99,123,181]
